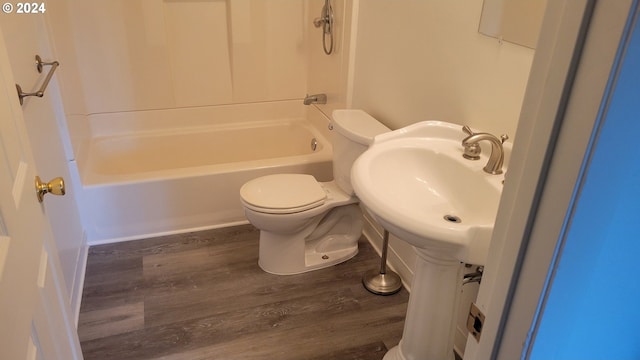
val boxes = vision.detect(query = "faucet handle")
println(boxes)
[500,134,509,144]
[461,126,481,160]
[462,125,475,136]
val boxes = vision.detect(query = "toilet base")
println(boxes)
[259,234,359,275]
[382,346,402,360]
[257,204,363,275]
[307,235,359,270]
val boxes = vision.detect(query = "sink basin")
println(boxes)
[351,121,507,265]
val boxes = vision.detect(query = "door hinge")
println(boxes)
[467,302,485,341]
[0,208,6,236]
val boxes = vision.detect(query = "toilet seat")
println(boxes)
[240,174,327,214]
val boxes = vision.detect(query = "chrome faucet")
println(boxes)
[303,93,327,105]
[461,126,508,175]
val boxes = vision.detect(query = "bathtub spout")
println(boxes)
[304,93,327,105]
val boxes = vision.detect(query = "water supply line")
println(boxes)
[463,266,484,285]
[313,0,334,55]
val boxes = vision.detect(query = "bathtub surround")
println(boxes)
[49,1,306,114]
[43,0,355,245]
[45,1,354,161]
[307,0,354,119]
[43,0,353,245]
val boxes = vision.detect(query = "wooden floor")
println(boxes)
[78,225,409,360]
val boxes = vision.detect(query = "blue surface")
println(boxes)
[529,8,640,360]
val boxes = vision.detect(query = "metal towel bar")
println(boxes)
[16,55,60,105]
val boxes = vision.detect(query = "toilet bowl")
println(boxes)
[241,174,362,275]
[240,110,390,275]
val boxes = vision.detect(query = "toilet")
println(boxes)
[239,109,390,275]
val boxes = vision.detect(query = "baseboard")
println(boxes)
[454,347,464,360]
[361,215,414,292]
[87,220,250,246]
[453,327,466,359]
[71,232,89,327]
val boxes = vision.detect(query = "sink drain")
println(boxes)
[443,215,462,223]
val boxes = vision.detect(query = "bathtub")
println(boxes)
[77,101,333,244]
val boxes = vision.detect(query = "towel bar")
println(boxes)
[16,55,59,105]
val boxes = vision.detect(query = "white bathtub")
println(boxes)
[77,101,333,244]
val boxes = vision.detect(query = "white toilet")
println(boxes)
[239,109,390,275]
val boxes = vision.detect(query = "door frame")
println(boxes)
[465,0,637,358]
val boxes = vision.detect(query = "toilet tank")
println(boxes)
[331,109,390,195]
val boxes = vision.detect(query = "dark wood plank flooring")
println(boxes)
[78,225,409,360]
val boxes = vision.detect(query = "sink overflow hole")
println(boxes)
[444,215,462,223]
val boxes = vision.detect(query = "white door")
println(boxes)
[0,27,81,359]
[464,0,636,358]
[1,2,86,310]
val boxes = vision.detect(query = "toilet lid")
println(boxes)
[240,174,327,213]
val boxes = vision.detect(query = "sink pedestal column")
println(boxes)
[384,248,463,360]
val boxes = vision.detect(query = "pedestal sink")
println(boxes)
[351,121,508,360]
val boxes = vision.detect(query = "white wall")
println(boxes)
[349,1,536,355]
[351,0,534,137]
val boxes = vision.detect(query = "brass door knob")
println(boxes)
[35,176,65,203]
